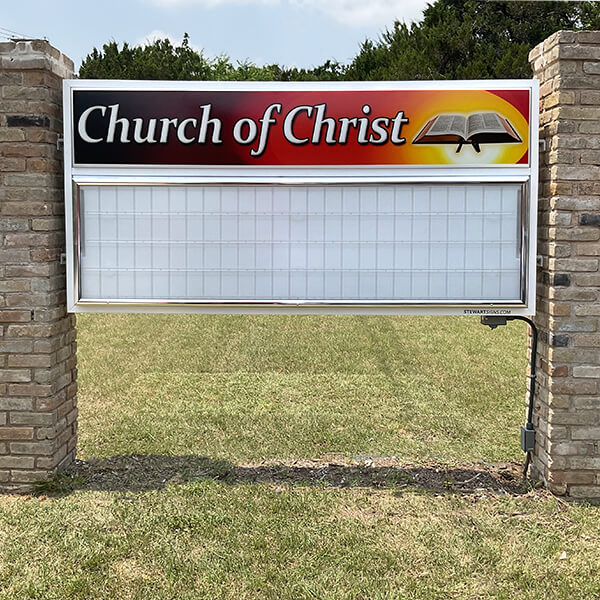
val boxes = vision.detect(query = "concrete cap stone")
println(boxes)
[0,40,74,79]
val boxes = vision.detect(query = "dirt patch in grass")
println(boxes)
[54,454,533,497]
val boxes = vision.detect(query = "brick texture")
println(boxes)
[529,31,600,498]
[0,41,76,492]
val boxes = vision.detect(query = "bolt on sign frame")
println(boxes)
[63,79,539,316]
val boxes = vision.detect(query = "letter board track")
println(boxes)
[63,80,539,315]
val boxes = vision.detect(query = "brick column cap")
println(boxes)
[0,39,74,79]
[530,30,600,63]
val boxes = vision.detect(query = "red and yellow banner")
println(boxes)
[72,88,530,167]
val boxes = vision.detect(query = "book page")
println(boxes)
[428,114,467,138]
[467,113,505,137]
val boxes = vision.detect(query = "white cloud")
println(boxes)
[292,0,426,27]
[141,0,426,27]
[137,29,184,46]
[146,0,278,7]
[137,29,169,44]
[136,29,207,54]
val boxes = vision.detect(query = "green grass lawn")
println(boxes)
[2,314,600,600]
[76,314,529,463]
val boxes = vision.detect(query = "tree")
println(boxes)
[347,0,600,80]
[79,1,600,81]
[79,33,217,80]
[79,32,347,81]
[79,32,326,81]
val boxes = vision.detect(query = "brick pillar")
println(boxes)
[1,40,76,492]
[529,31,600,499]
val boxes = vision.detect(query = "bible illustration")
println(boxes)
[412,112,522,153]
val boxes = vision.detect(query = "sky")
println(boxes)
[0,0,430,72]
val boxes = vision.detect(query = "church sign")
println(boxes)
[63,80,538,315]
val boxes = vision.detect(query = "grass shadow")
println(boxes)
[41,454,535,497]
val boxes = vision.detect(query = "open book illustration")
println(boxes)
[412,112,522,153]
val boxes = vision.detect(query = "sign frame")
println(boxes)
[63,79,539,316]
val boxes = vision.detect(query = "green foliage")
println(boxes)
[78,1,600,81]
[79,32,343,81]
[79,33,214,80]
[347,0,600,80]
[274,60,348,82]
